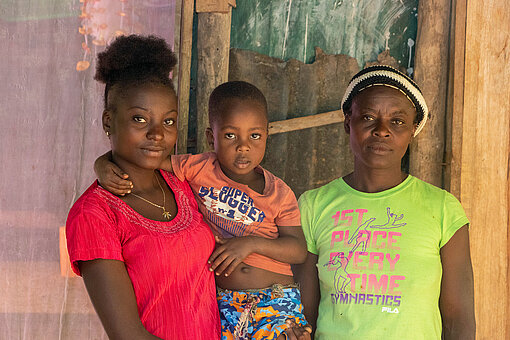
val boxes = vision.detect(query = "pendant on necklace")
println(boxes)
[162,210,172,220]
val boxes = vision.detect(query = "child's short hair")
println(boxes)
[341,65,429,136]
[95,35,177,109]
[208,81,268,126]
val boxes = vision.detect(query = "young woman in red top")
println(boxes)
[66,35,220,340]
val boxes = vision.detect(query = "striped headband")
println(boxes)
[341,65,429,136]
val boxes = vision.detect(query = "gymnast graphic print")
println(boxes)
[324,207,407,308]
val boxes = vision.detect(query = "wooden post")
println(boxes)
[176,0,194,154]
[447,0,510,338]
[444,0,467,197]
[196,9,232,152]
[410,0,451,187]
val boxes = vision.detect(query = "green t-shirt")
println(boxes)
[299,175,469,340]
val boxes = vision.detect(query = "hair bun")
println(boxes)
[94,35,177,84]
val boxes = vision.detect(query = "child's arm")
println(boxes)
[439,225,476,339]
[94,152,173,195]
[208,225,307,277]
[292,253,320,337]
[94,151,132,195]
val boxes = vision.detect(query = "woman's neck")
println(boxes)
[111,156,159,193]
[345,164,407,193]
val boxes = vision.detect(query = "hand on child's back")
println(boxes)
[208,235,256,277]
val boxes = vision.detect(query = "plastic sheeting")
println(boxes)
[0,1,176,338]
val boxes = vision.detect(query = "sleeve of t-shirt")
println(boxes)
[298,192,318,255]
[66,197,123,276]
[171,153,211,183]
[274,186,301,227]
[439,191,470,248]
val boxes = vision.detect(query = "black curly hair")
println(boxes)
[95,34,177,110]
[208,81,268,126]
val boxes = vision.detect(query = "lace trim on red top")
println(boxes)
[94,171,198,235]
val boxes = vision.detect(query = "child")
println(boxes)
[295,65,475,339]
[96,81,311,340]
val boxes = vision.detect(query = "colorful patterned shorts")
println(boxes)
[217,284,308,340]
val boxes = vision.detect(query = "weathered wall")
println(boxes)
[223,0,420,196]
[229,48,359,197]
[230,0,418,68]
[448,0,510,338]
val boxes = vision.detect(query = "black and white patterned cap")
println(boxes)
[341,65,429,136]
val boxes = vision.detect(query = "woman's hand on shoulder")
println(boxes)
[94,151,133,196]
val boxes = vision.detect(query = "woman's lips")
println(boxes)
[367,143,392,154]
[141,146,165,156]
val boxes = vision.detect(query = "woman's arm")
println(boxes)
[80,259,162,340]
[439,225,476,339]
[292,252,320,338]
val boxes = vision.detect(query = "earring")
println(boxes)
[106,131,110,136]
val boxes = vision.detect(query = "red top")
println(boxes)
[66,170,220,340]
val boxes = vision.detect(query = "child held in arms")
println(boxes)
[96,81,311,340]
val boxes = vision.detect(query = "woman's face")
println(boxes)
[344,85,417,171]
[103,83,178,172]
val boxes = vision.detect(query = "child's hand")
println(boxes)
[94,152,133,196]
[208,235,255,277]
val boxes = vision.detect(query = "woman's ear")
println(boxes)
[411,121,418,138]
[344,114,351,135]
[102,110,112,136]
[205,127,215,150]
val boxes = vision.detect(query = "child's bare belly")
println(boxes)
[215,262,294,290]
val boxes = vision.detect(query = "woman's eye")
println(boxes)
[393,119,404,125]
[225,133,236,140]
[133,116,146,123]
[164,118,175,126]
[362,115,374,121]
[251,133,261,140]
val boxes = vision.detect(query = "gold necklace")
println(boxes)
[130,174,172,220]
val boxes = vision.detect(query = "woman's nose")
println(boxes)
[147,123,164,140]
[372,119,390,137]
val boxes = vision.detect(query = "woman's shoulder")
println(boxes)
[67,181,116,226]
[407,176,465,216]
[408,176,453,199]
[69,181,107,211]
[160,170,194,195]
[299,177,343,202]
